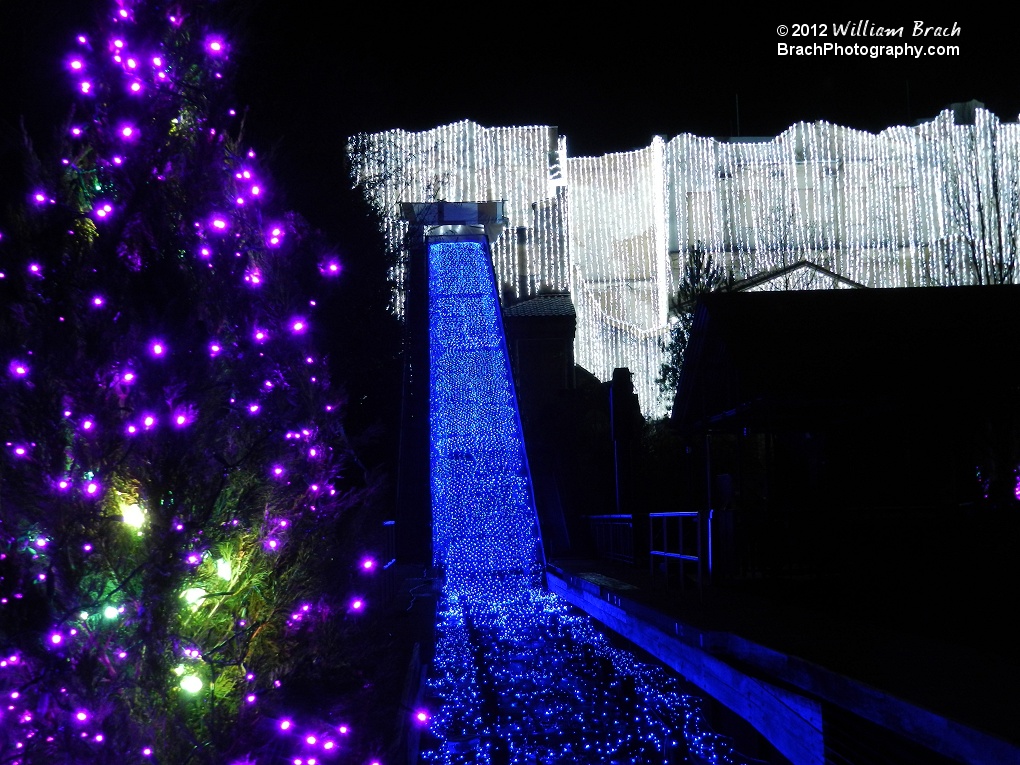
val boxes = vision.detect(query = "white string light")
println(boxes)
[351,107,1020,417]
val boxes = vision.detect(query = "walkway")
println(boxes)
[547,557,1020,765]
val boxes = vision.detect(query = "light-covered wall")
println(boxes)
[349,108,1020,417]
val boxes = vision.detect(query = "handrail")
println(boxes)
[649,511,705,598]
[586,514,634,565]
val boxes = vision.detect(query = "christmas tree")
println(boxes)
[0,2,392,762]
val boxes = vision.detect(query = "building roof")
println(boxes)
[503,293,576,319]
[672,285,1020,431]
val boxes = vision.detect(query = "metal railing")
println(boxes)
[586,514,634,564]
[649,511,705,596]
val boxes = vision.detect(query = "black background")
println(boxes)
[1,4,1011,241]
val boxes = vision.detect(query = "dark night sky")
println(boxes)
[1,3,1015,241]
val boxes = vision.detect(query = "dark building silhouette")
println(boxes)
[670,286,1020,632]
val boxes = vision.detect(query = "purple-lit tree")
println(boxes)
[0,2,378,762]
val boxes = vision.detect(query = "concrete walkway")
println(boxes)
[546,559,1020,765]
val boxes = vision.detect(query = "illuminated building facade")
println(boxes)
[349,105,1020,416]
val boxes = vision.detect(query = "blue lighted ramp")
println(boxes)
[427,235,543,597]
[423,234,773,765]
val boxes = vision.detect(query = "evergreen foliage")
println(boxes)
[657,244,731,403]
[0,2,386,761]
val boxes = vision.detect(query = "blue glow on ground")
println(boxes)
[426,236,749,765]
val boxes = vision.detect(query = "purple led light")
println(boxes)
[266,225,284,246]
[150,341,165,356]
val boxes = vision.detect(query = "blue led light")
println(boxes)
[424,236,751,764]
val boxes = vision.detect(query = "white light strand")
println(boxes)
[350,108,1020,417]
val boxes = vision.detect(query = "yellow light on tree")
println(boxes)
[180,674,203,694]
[121,502,145,529]
[181,588,207,609]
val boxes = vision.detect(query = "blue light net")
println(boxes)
[425,236,749,765]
